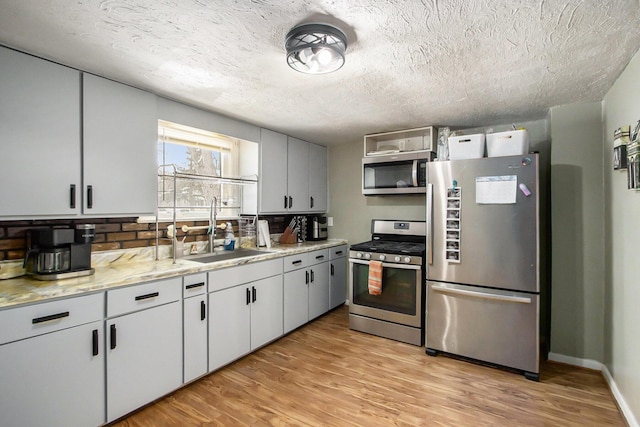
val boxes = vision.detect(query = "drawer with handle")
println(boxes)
[283,253,309,273]
[183,272,207,297]
[330,245,347,260]
[0,292,104,345]
[107,277,181,318]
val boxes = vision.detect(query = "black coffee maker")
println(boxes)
[23,225,95,280]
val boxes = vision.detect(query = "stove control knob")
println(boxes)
[365,253,371,259]
[394,256,401,262]
[404,257,412,263]
[356,252,363,258]
[379,255,386,261]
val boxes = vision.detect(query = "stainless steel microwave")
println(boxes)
[362,151,432,195]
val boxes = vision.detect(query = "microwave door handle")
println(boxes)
[426,183,433,265]
[412,160,418,187]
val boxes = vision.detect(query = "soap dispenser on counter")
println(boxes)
[223,222,235,251]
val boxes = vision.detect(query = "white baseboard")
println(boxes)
[548,352,638,427]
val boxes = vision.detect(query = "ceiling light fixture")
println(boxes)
[285,23,347,74]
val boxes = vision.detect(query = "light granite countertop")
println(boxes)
[0,239,348,310]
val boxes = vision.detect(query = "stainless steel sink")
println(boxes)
[185,249,271,263]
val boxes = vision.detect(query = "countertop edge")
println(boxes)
[0,240,349,310]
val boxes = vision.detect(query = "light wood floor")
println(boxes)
[112,306,625,426]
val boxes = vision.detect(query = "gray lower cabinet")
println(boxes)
[183,273,208,383]
[208,259,283,372]
[308,249,330,320]
[283,249,331,333]
[0,293,105,427]
[329,245,348,309]
[283,253,310,333]
[106,278,183,423]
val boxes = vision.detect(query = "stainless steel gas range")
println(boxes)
[348,219,426,345]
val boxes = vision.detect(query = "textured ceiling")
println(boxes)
[1,0,639,146]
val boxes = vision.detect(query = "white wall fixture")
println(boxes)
[285,23,347,74]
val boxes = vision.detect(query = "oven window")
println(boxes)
[352,263,417,315]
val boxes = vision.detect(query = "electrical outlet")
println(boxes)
[327,217,334,226]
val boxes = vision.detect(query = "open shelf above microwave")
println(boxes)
[364,126,437,157]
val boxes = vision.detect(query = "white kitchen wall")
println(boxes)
[603,48,640,423]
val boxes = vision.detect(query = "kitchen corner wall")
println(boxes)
[550,102,605,362]
[602,48,640,422]
[326,140,426,245]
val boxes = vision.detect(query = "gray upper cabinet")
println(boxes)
[259,128,289,213]
[259,128,327,214]
[83,74,157,216]
[0,46,81,217]
[308,142,327,212]
[286,136,310,213]
[0,47,157,218]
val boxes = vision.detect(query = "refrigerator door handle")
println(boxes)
[431,284,532,304]
[426,183,433,265]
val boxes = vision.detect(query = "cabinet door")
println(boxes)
[106,302,182,422]
[0,46,81,217]
[287,137,310,212]
[284,269,309,333]
[83,73,157,215]
[308,262,330,320]
[308,143,328,212]
[184,295,208,383]
[0,321,104,427]
[330,256,347,309]
[250,275,283,350]
[259,128,288,213]
[208,285,251,371]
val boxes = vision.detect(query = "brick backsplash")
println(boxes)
[0,215,293,261]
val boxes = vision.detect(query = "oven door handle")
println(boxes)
[412,160,418,187]
[349,259,421,270]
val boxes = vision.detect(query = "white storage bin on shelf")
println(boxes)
[486,129,529,157]
[448,134,485,160]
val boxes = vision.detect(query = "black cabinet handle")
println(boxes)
[331,264,335,275]
[284,195,288,209]
[288,196,293,209]
[186,282,205,290]
[336,251,343,255]
[110,324,117,350]
[32,311,69,324]
[246,288,251,305]
[310,269,315,283]
[310,196,314,208]
[305,270,309,284]
[315,255,325,260]
[292,260,302,265]
[70,184,76,209]
[200,300,206,321]
[252,286,257,303]
[135,292,159,301]
[92,329,99,356]
[87,185,93,209]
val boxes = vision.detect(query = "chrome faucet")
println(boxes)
[209,196,218,253]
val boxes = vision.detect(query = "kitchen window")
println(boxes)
[157,120,242,221]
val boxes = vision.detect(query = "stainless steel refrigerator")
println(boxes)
[425,154,540,380]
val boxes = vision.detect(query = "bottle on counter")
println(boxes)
[224,222,235,251]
